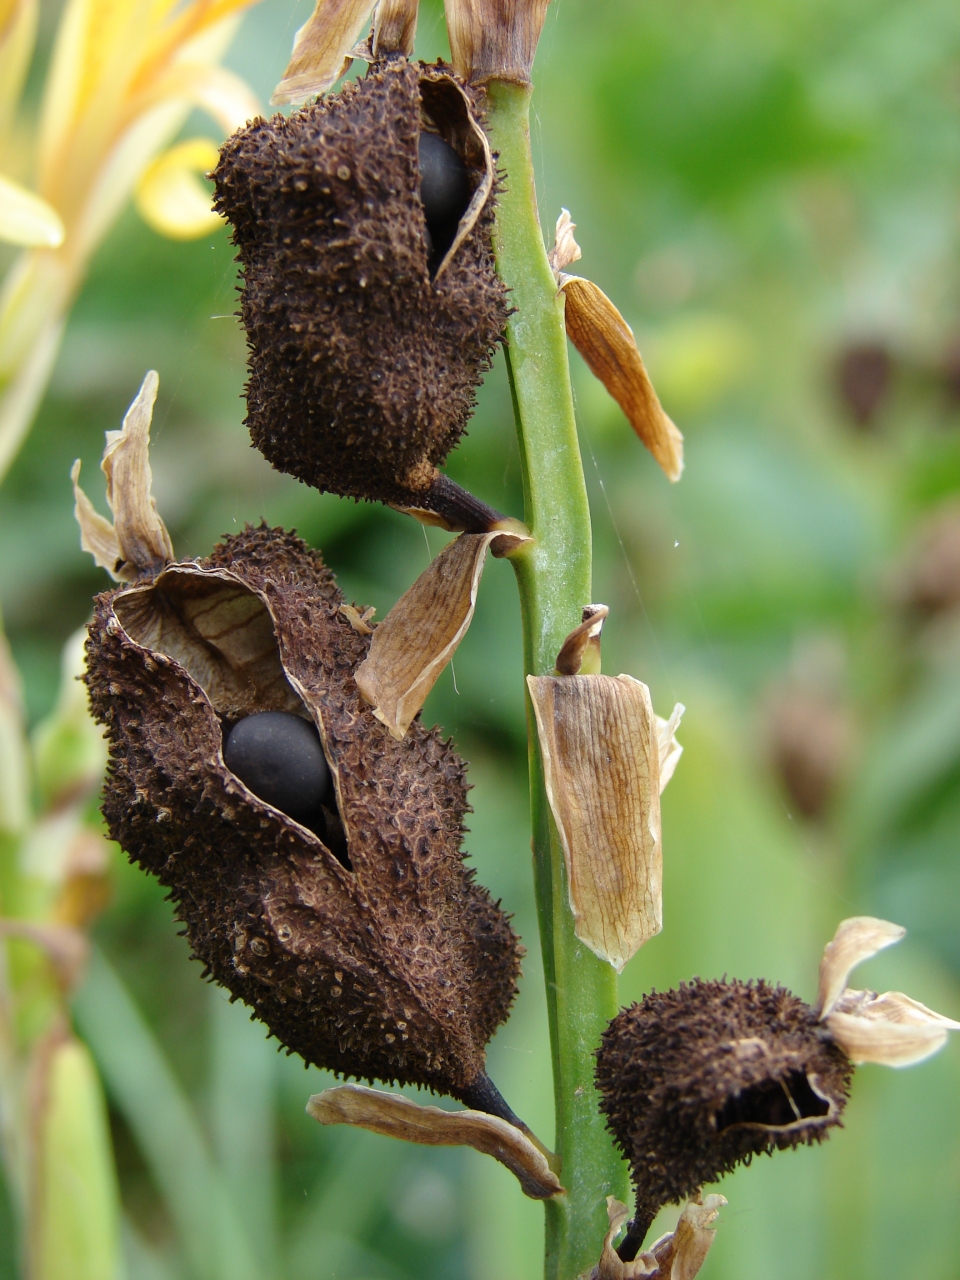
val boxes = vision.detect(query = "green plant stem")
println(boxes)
[485,79,629,1280]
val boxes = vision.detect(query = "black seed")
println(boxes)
[419,131,471,263]
[224,711,331,824]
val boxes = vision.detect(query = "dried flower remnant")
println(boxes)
[213,58,510,531]
[444,0,552,86]
[817,916,960,1067]
[596,979,850,1260]
[272,0,552,100]
[582,1193,726,1280]
[356,527,531,739]
[307,1083,562,1199]
[526,612,683,971]
[71,371,173,583]
[76,380,524,1116]
[549,212,684,482]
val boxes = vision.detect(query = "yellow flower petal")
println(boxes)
[0,174,64,246]
[134,137,223,240]
[0,0,37,132]
[144,61,259,134]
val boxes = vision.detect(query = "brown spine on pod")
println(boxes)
[596,979,851,1260]
[85,524,522,1104]
[212,61,508,527]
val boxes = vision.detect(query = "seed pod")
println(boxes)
[212,59,509,529]
[84,523,523,1108]
[596,979,850,1260]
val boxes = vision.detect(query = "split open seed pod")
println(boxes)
[85,525,523,1104]
[596,979,850,1259]
[75,376,523,1111]
[213,58,509,531]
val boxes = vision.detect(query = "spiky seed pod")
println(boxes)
[212,60,509,528]
[84,523,522,1109]
[596,979,851,1259]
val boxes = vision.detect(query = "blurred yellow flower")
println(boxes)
[0,0,261,481]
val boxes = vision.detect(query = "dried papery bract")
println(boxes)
[549,213,684,482]
[271,0,377,104]
[817,916,960,1067]
[445,0,552,85]
[527,666,683,971]
[355,528,531,739]
[71,371,173,582]
[215,60,509,530]
[554,604,608,676]
[596,980,850,1257]
[816,916,905,1020]
[307,1083,562,1199]
[373,0,418,58]
[583,1193,726,1280]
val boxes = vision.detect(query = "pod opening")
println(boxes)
[113,568,351,865]
[714,1069,831,1132]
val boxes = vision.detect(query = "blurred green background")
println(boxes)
[5,0,960,1274]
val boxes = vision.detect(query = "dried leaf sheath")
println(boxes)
[527,673,663,972]
[214,61,508,520]
[85,525,522,1101]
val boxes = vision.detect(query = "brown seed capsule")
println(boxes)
[84,523,522,1110]
[596,979,850,1260]
[212,59,509,529]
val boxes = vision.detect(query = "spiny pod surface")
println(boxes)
[213,60,508,518]
[596,979,851,1257]
[85,524,522,1103]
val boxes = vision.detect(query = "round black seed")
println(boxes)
[418,131,471,261]
[224,711,331,824]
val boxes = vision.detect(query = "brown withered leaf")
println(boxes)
[272,0,376,104]
[71,370,173,582]
[307,1083,563,1200]
[527,673,665,971]
[355,529,530,739]
[560,277,683,483]
[445,0,552,86]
